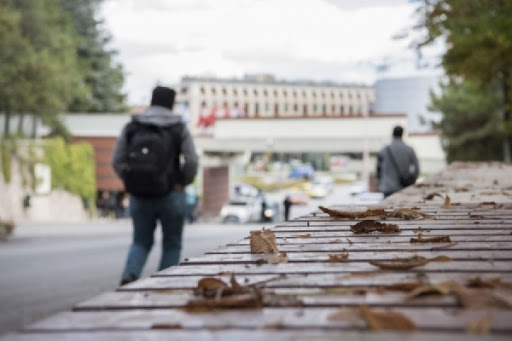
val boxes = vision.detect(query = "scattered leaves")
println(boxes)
[410,235,452,243]
[440,195,451,209]
[369,255,429,270]
[448,282,512,309]
[360,305,416,331]
[298,233,311,239]
[250,229,278,254]
[318,206,386,219]
[350,220,400,234]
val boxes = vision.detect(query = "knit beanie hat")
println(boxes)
[150,86,176,110]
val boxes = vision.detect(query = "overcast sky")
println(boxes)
[101,0,444,105]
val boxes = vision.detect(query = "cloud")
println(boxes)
[101,0,441,104]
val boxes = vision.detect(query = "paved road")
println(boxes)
[0,185,366,336]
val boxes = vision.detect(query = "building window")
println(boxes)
[321,92,326,99]
[222,88,227,96]
[274,103,279,116]
[303,104,308,116]
[263,89,268,97]
[331,104,336,114]
[255,103,259,116]
[322,104,326,115]
[283,90,287,98]
[233,88,238,96]
[313,104,317,113]
[340,105,344,114]
[339,92,343,99]
[284,103,288,112]
[274,90,278,97]
[312,91,317,98]
[243,88,248,96]
[253,89,258,97]
[293,103,298,112]
[330,91,335,99]
[264,103,269,112]
[211,87,216,95]
[302,91,307,98]
[293,91,297,98]
[200,87,205,95]
[349,105,353,115]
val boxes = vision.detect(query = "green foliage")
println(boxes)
[430,80,504,162]
[0,139,12,183]
[62,0,127,112]
[413,0,512,161]
[43,137,96,212]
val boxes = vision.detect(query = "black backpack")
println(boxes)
[122,119,183,197]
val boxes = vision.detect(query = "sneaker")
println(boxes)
[119,274,137,286]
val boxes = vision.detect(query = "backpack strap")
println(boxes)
[386,146,406,179]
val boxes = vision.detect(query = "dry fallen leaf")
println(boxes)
[328,252,349,262]
[350,220,400,234]
[298,233,312,239]
[406,282,453,299]
[318,206,386,219]
[440,195,451,209]
[466,316,491,334]
[369,255,429,270]
[387,208,433,220]
[360,305,416,331]
[410,235,451,243]
[185,293,263,312]
[250,229,278,254]
[424,192,443,200]
[328,307,362,324]
[448,282,512,309]
[467,276,512,289]
[430,255,452,262]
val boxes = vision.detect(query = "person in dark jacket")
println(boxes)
[376,125,419,197]
[112,86,198,286]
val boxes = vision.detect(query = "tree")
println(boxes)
[430,79,504,162]
[62,0,127,113]
[413,0,512,161]
[0,0,83,139]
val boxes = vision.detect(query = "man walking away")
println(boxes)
[376,125,419,198]
[112,86,198,286]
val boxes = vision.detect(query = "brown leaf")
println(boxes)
[195,277,230,297]
[328,307,362,324]
[318,206,386,219]
[369,255,429,270]
[328,252,349,262]
[298,233,311,238]
[360,306,416,331]
[406,282,453,299]
[410,235,451,243]
[250,229,278,254]
[448,282,512,309]
[424,192,442,200]
[385,282,424,292]
[266,252,289,264]
[467,276,512,289]
[185,293,263,312]
[466,316,491,334]
[350,220,400,234]
[440,195,451,209]
[387,208,432,220]
[430,255,452,262]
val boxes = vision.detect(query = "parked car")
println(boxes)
[306,176,335,198]
[220,197,262,224]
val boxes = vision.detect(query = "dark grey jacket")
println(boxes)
[377,137,419,195]
[111,106,199,188]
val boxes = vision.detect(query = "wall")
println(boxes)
[0,158,89,223]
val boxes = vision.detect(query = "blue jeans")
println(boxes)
[122,190,186,279]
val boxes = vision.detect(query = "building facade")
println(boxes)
[174,75,375,135]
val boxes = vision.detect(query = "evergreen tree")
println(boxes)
[430,80,504,162]
[0,0,82,138]
[62,0,127,113]
[413,0,512,161]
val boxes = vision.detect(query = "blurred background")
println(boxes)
[1,0,511,336]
